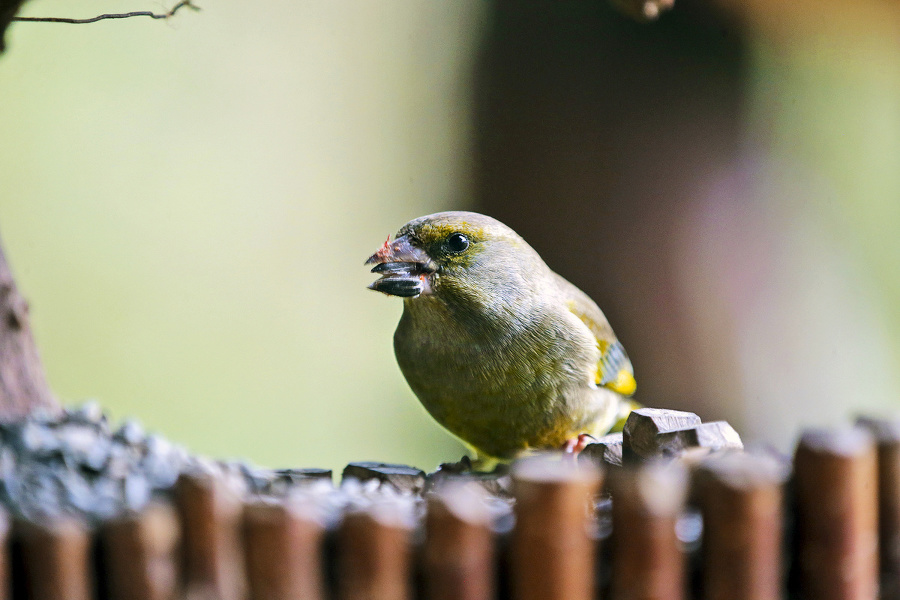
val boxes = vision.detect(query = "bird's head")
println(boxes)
[365,211,540,301]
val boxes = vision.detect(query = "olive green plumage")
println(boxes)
[367,211,636,464]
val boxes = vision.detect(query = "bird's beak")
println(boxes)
[365,234,437,297]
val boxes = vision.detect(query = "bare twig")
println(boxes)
[12,0,198,24]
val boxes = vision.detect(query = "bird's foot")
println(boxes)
[562,433,597,456]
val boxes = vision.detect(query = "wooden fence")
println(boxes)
[3,415,899,600]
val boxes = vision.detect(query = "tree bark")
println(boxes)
[0,0,26,51]
[0,235,59,419]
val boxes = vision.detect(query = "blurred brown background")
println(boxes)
[1,0,898,470]
[473,0,744,420]
[474,0,900,451]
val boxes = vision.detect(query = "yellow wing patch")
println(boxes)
[562,293,636,397]
[607,368,637,396]
[595,339,636,396]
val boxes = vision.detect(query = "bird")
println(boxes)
[366,211,637,469]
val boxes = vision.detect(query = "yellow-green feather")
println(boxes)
[556,272,637,396]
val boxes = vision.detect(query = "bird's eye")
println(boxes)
[446,232,470,253]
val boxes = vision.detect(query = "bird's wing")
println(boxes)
[552,272,637,396]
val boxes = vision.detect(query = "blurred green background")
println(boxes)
[1,0,899,471]
[0,1,486,470]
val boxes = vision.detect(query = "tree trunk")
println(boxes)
[0,235,59,419]
[0,0,26,51]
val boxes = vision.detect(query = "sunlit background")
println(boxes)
[1,0,898,472]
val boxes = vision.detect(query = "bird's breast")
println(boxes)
[392,296,601,458]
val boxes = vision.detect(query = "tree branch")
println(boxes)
[11,0,198,24]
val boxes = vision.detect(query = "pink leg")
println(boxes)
[562,433,597,455]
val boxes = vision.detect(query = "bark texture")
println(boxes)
[0,237,59,419]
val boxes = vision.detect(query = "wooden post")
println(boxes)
[17,516,93,600]
[511,454,601,600]
[609,461,687,600]
[0,239,59,420]
[622,408,701,462]
[695,452,787,600]
[424,483,495,600]
[857,416,900,596]
[175,472,246,600]
[102,503,181,600]
[794,427,878,600]
[243,498,326,600]
[337,501,414,600]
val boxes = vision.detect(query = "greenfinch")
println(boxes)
[366,211,636,467]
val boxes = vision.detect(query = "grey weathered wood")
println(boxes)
[426,471,512,497]
[264,468,333,495]
[342,462,426,494]
[655,421,743,456]
[581,432,624,468]
[623,408,701,461]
